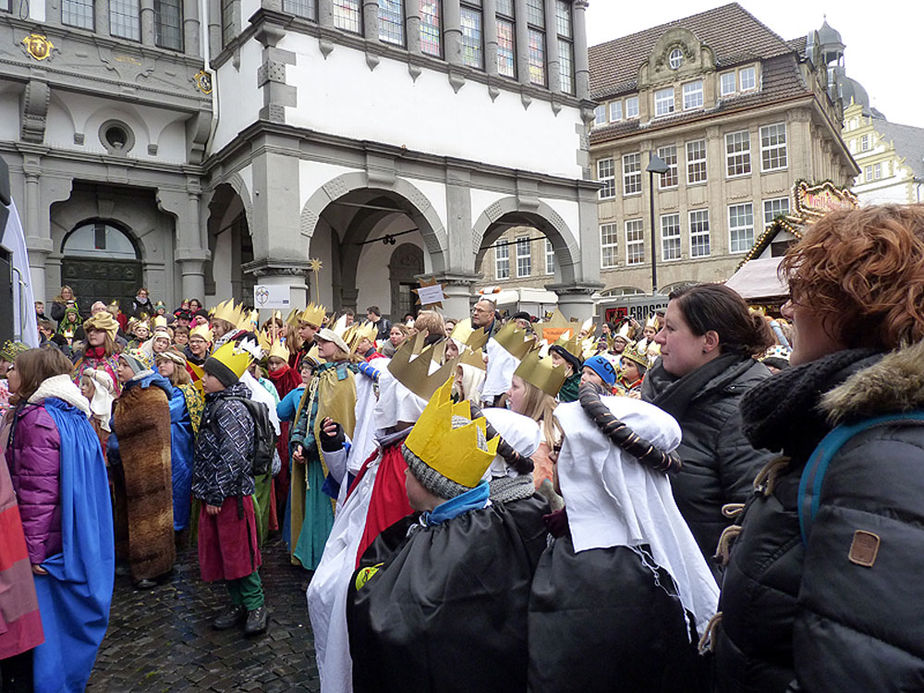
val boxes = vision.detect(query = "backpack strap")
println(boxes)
[798,410,924,545]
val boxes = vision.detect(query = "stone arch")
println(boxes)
[471,197,580,285]
[298,171,448,271]
[204,180,254,301]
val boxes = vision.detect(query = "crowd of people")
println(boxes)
[1,203,923,691]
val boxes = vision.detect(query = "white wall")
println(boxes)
[355,224,428,316]
[210,227,233,302]
[211,39,264,151]
[279,34,584,180]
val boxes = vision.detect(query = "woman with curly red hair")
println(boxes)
[710,204,924,691]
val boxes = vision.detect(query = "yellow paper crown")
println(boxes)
[514,348,568,397]
[620,341,649,370]
[298,303,327,328]
[551,331,583,359]
[153,315,169,329]
[209,339,255,379]
[449,318,489,352]
[285,308,300,328]
[347,321,379,353]
[404,377,498,488]
[459,346,486,371]
[210,299,244,327]
[387,331,459,401]
[267,337,289,362]
[493,321,537,360]
[239,309,259,331]
[189,323,213,342]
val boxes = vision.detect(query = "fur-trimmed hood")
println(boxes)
[822,340,924,424]
[28,373,91,417]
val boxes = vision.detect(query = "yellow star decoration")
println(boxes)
[412,277,444,309]
[308,258,323,302]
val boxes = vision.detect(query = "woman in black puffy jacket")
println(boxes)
[641,284,775,575]
[710,204,924,691]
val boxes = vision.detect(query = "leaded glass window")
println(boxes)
[154,0,183,50]
[110,0,140,40]
[460,4,483,69]
[62,0,94,29]
[419,0,440,56]
[378,0,404,45]
[283,0,316,19]
[497,19,515,77]
[333,0,361,33]
[528,28,545,86]
[525,0,543,27]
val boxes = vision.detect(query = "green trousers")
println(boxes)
[227,570,264,610]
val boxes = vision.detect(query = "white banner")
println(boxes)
[253,284,291,309]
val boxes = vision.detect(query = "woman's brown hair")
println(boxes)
[780,204,924,350]
[669,283,774,357]
[155,355,192,386]
[11,347,74,404]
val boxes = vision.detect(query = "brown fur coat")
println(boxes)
[111,372,175,580]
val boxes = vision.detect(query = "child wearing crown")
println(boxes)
[193,340,267,636]
[347,378,546,692]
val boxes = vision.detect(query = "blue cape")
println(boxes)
[168,386,194,530]
[33,398,115,692]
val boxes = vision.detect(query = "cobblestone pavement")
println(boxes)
[87,537,320,692]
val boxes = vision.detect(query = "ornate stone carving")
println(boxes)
[20,80,50,144]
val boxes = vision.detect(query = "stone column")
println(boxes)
[243,266,310,319]
[483,0,498,77]
[572,0,589,100]
[405,0,420,54]
[158,180,210,302]
[318,0,333,27]
[362,0,379,41]
[443,0,462,66]
[514,0,530,85]
[95,0,110,37]
[140,0,156,45]
[208,0,222,58]
[22,156,52,302]
[444,166,474,276]
[433,272,479,318]
[183,0,201,57]
[543,0,559,92]
[548,284,597,320]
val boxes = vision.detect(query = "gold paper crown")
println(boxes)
[459,346,486,371]
[536,309,572,343]
[404,377,498,488]
[298,303,327,327]
[208,339,254,379]
[514,348,568,397]
[620,341,649,370]
[346,321,378,353]
[210,299,245,326]
[493,321,537,360]
[580,336,597,361]
[551,331,583,359]
[153,315,169,329]
[285,308,300,328]
[253,329,272,357]
[267,336,289,362]
[449,318,489,352]
[387,331,459,401]
[189,323,213,342]
[239,309,259,331]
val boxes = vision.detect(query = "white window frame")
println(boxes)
[657,145,678,189]
[860,134,870,151]
[625,219,644,265]
[720,71,735,96]
[763,197,790,227]
[874,162,883,180]
[725,130,751,178]
[654,87,675,116]
[739,66,757,92]
[689,209,710,258]
[609,100,622,122]
[625,96,639,119]
[600,223,619,269]
[728,203,754,254]
[760,122,788,172]
[545,238,555,275]
[597,158,616,199]
[682,80,703,110]
[864,165,873,182]
[594,105,606,126]
[622,153,642,196]
[686,139,707,184]
[494,241,510,279]
[515,235,531,277]
[668,47,683,69]
[660,213,681,261]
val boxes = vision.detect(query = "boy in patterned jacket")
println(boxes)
[193,339,268,635]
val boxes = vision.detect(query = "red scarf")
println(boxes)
[267,364,302,399]
[84,346,108,360]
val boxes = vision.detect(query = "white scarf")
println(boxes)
[481,338,520,399]
[28,374,92,417]
[554,396,719,639]
[481,408,540,479]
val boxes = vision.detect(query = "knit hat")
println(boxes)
[582,355,617,386]
[204,339,255,387]
[548,342,583,373]
[120,348,153,374]
[0,340,29,363]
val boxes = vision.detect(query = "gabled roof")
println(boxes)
[589,3,795,99]
[877,120,924,180]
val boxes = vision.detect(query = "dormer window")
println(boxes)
[669,47,683,70]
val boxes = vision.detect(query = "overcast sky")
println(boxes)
[584,1,923,128]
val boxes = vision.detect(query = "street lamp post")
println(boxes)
[646,153,670,296]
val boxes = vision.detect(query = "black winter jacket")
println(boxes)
[642,354,774,573]
[714,343,924,691]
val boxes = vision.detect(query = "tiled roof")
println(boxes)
[589,53,810,145]
[589,3,795,99]
[787,35,808,55]
[877,120,924,180]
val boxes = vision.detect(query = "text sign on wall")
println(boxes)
[253,284,291,310]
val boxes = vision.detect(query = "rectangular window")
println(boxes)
[658,145,678,189]
[609,101,622,121]
[661,214,681,261]
[525,0,544,26]
[0,0,10,10]
[333,0,361,33]
[689,210,710,257]
[625,96,639,118]
[655,87,674,116]
[597,158,615,199]
[864,165,873,182]
[600,223,619,269]
[527,28,546,86]
[378,0,404,45]
[460,5,483,69]
[739,66,756,91]
[220,0,235,45]
[545,239,555,275]
[62,0,95,28]
[728,203,754,253]
[760,123,787,171]
[625,219,644,265]
[860,134,870,151]
[419,0,441,56]
[683,80,703,110]
[516,236,532,277]
[495,241,510,279]
[284,0,316,19]
[496,0,512,12]
[154,0,183,49]
[720,71,735,95]
[874,162,882,179]
[110,0,141,39]
[594,105,606,126]
[726,130,751,177]
[686,139,707,184]
[497,19,516,77]
[763,197,790,226]
[623,153,641,196]
[555,0,571,37]
[558,38,574,94]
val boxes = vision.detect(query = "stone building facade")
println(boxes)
[2,0,600,319]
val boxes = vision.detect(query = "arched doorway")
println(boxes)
[389,243,424,320]
[61,221,143,313]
